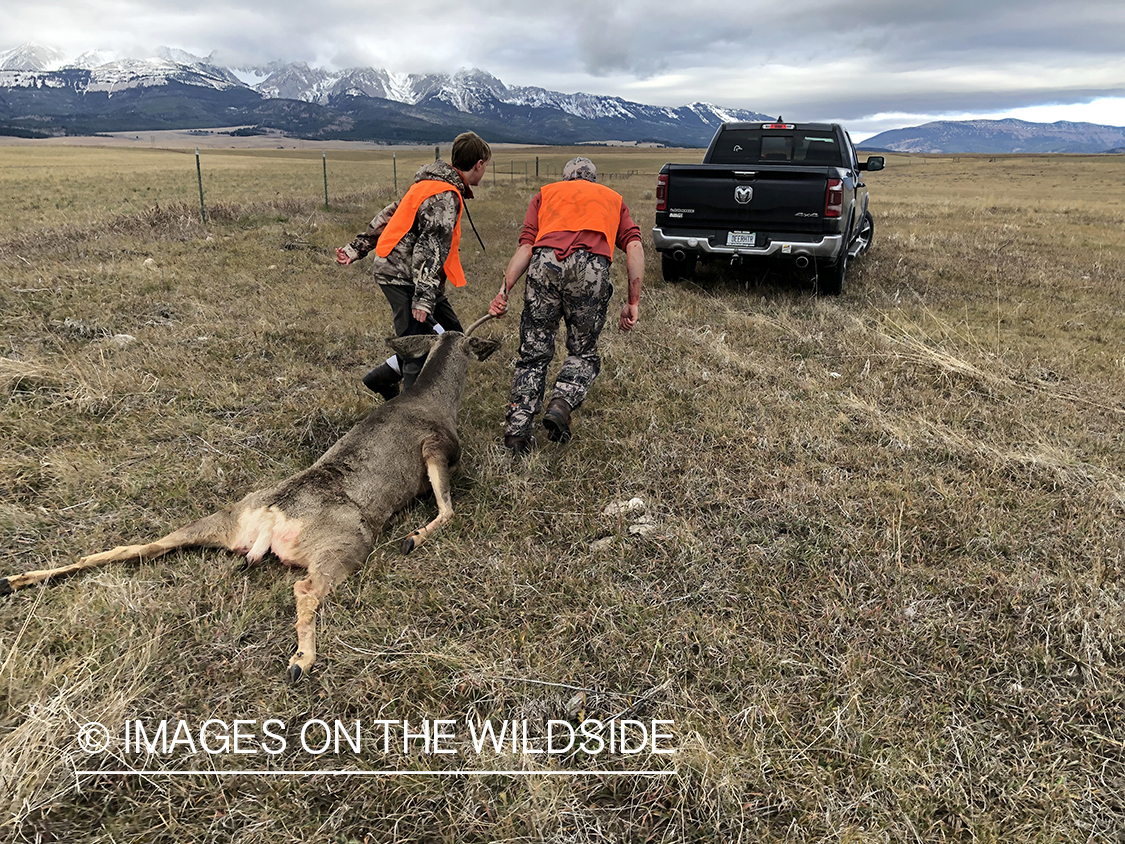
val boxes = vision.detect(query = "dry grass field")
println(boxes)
[1,141,1124,843]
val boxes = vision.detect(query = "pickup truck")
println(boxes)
[652,121,884,294]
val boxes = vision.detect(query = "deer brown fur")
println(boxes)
[0,325,500,680]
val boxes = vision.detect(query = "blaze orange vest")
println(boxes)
[376,180,466,287]
[535,181,623,248]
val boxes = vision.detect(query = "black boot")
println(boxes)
[543,398,573,443]
[362,362,400,400]
[504,434,536,456]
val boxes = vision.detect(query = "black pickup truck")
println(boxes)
[652,121,885,294]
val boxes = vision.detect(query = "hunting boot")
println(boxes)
[542,398,573,444]
[362,362,400,400]
[503,434,536,457]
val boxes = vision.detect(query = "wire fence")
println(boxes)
[188,148,649,221]
[484,159,642,184]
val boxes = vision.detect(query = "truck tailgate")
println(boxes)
[664,165,831,234]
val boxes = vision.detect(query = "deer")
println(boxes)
[0,316,500,681]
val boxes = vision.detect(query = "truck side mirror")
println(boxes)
[859,156,885,172]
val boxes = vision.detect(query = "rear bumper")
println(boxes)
[652,227,844,261]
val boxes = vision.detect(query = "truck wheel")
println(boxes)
[855,211,875,255]
[817,252,846,296]
[661,253,697,283]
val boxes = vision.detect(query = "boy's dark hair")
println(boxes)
[451,131,492,171]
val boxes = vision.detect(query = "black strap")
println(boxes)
[462,201,486,253]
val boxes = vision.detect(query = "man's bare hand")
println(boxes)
[489,289,509,317]
[334,247,353,265]
[619,303,638,332]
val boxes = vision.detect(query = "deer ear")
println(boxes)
[469,337,501,361]
[386,334,439,358]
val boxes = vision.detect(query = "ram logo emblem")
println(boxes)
[734,185,754,204]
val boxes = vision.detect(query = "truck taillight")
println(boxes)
[825,178,843,218]
[656,173,667,211]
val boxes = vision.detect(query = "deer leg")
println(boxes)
[1,510,239,595]
[286,528,371,682]
[287,569,341,682]
[401,449,455,555]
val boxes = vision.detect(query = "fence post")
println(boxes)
[393,152,397,194]
[435,145,439,161]
[195,148,206,223]
[322,151,329,210]
[536,156,539,178]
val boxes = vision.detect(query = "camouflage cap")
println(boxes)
[562,156,597,182]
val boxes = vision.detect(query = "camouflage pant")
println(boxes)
[506,248,613,437]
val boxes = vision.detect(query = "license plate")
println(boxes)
[726,231,756,247]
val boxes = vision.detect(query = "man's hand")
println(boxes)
[619,302,638,332]
[334,247,353,265]
[411,308,430,323]
[489,285,510,318]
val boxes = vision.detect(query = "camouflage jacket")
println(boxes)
[341,161,471,316]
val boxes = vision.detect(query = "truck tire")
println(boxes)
[855,210,874,255]
[661,252,697,283]
[817,251,846,296]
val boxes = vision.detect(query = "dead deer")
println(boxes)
[0,317,500,680]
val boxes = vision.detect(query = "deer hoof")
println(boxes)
[401,535,416,554]
[287,651,311,682]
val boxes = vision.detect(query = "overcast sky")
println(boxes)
[8,0,1125,139]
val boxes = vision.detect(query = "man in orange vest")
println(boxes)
[488,156,644,455]
[336,131,491,396]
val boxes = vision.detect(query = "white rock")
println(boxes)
[602,497,646,517]
[110,334,137,348]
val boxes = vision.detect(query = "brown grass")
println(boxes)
[1,144,1124,842]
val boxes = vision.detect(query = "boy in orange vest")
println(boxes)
[336,131,491,396]
[488,157,644,454]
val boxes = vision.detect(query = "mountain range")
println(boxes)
[0,43,770,147]
[2,43,1124,153]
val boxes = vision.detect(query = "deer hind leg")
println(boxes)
[401,441,456,555]
[286,527,372,682]
[1,509,239,595]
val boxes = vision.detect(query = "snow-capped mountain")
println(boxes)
[245,62,766,127]
[0,42,67,71]
[0,43,243,94]
[0,45,771,144]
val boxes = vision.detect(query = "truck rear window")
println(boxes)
[709,130,842,165]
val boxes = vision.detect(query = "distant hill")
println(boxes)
[863,118,1125,154]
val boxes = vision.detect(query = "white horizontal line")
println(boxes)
[77,769,675,777]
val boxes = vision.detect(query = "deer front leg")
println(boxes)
[1,510,239,595]
[401,439,456,555]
